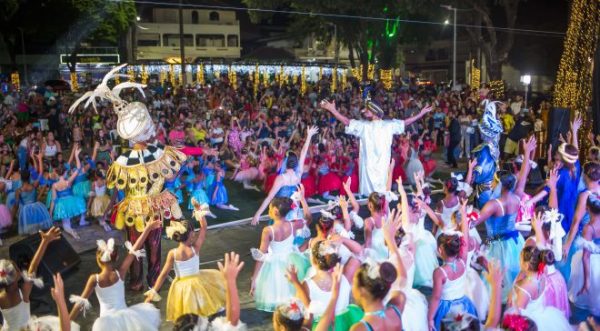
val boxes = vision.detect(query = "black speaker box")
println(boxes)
[9,233,81,287]
[547,107,571,153]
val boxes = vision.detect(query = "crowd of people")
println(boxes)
[0,71,598,331]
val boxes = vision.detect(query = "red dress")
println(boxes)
[340,157,359,193]
[317,156,342,194]
[300,158,317,198]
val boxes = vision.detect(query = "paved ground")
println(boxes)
[2,158,597,329]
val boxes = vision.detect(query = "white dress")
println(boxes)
[92,271,160,331]
[511,285,571,331]
[0,290,79,331]
[436,200,459,237]
[405,147,424,186]
[365,220,390,262]
[464,250,489,320]
[410,215,439,288]
[568,237,600,315]
[345,119,405,195]
[306,275,351,319]
[385,243,429,331]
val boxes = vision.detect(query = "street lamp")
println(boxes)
[444,19,450,25]
[441,5,457,89]
[520,74,531,107]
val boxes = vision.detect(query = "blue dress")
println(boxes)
[472,144,498,209]
[203,167,216,198]
[484,199,524,302]
[433,260,478,331]
[18,189,52,235]
[164,177,183,204]
[557,189,592,281]
[210,177,228,205]
[6,179,22,210]
[52,188,86,221]
[43,177,58,208]
[556,161,581,232]
[72,172,91,199]
[187,180,210,210]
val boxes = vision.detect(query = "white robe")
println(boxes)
[345,119,405,196]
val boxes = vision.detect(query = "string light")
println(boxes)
[159,67,167,86]
[331,67,337,92]
[379,69,392,90]
[11,72,20,92]
[552,0,599,157]
[301,66,307,95]
[368,64,375,81]
[470,59,480,91]
[342,70,347,91]
[141,64,148,85]
[197,63,205,85]
[114,69,120,85]
[489,80,504,99]
[127,66,135,82]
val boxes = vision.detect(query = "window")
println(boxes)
[163,34,194,47]
[209,11,219,21]
[137,33,160,47]
[227,35,238,47]
[191,11,199,24]
[196,34,225,47]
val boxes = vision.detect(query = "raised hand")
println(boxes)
[218,252,245,282]
[342,177,352,193]
[571,115,582,132]
[319,100,336,113]
[285,265,300,285]
[50,273,65,303]
[546,166,560,188]
[339,195,348,210]
[523,136,537,154]
[251,215,260,226]
[144,219,163,232]
[330,263,343,296]
[40,227,61,243]
[483,259,503,286]
[419,105,433,116]
[307,126,319,138]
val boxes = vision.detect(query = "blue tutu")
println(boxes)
[210,180,228,205]
[19,201,53,235]
[164,178,183,204]
[52,189,86,220]
[484,231,524,301]
[6,180,22,210]
[433,296,478,330]
[72,175,91,199]
[188,188,210,209]
[557,213,590,281]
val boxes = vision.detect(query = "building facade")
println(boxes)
[134,8,241,62]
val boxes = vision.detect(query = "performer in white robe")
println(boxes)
[320,92,431,195]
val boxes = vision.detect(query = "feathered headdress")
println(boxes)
[277,297,308,322]
[165,221,188,239]
[478,100,503,140]
[68,63,155,143]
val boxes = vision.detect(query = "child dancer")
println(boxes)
[69,220,161,331]
[568,193,600,315]
[187,166,217,218]
[427,205,478,331]
[508,246,571,331]
[0,181,11,235]
[363,192,389,262]
[232,148,260,191]
[145,211,226,320]
[250,197,311,312]
[49,148,87,240]
[0,227,65,331]
[434,177,460,235]
[211,162,238,210]
[15,170,52,235]
[89,169,112,232]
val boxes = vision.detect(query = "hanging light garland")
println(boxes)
[196,63,205,85]
[350,66,361,79]
[368,64,375,81]
[552,0,599,157]
[159,67,167,86]
[342,70,347,91]
[114,69,120,85]
[489,80,505,99]
[11,72,20,92]
[141,64,148,85]
[331,67,337,92]
[379,69,392,90]
[127,66,135,82]
[301,66,307,95]
[253,64,259,97]
[168,64,175,86]
[470,59,480,91]
[279,65,284,87]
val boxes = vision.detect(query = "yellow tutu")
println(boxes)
[90,195,111,217]
[166,269,226,321]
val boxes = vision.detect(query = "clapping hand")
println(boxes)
[571,115,582,132]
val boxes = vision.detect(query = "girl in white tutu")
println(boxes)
[568,192,600,315]
[363,192,390,262]
[88,170,111,232]
[507,245,571,331]
[145,212,226,321]
[232,148,261,191]
[250,197,311,312]
[0,227,78,331]
[69,220,162,331]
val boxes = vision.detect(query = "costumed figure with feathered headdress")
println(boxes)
[69,64,207,290]
[471,100,503,209]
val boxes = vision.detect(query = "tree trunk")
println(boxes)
[2,34,18,71]
[348,42,356,68]
[67,46,79,73]
[360,51,369,82]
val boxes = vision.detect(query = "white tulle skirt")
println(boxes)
[464,267,489,320]
[92,303,160,331]
[568,250,600,315]
[401,288,429,331]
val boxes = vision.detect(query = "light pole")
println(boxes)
[520,74,531,108]
[441,5,457,89]
[17,28,28,86]
[178,0,187,86]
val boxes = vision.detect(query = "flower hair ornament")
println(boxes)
[318,240,339,256]
[441,306,478,331]
[320,209,336,220]
[0,259,17,287]
[277,297,308,322]
[541,208,567,261]
[450,172,464,182]
[363,258,381,280]
[165,221,188,239]
[97,238,115,262]
[558,143,578,164]
[502,314,531,331]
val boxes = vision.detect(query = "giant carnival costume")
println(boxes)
[69,64,197,288]
[471,100,503,208]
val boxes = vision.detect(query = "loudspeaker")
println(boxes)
[547,107,571,153]
[9,233,81,287]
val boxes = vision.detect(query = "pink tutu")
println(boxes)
[301,174,317,198]
[544,267,571,319]
[0,204,11,229]
[234,167,259,182]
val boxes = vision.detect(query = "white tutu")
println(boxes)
[519,305,571,331]
[29,315,80,331]
[92,303,160,331]
[399,288,428,331]
[233,168,259,182]
[464,266,489,320]
[568,238,600,315]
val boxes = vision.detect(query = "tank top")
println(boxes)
[439,199,459,230]
[94,184,107,197]
[95,271,128,316]
[439,260,468,300]
[267,223,295,257]
[173,247,200,278]
[44,143,57,157]
[307,276,351,317]
[0,290,30,331]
